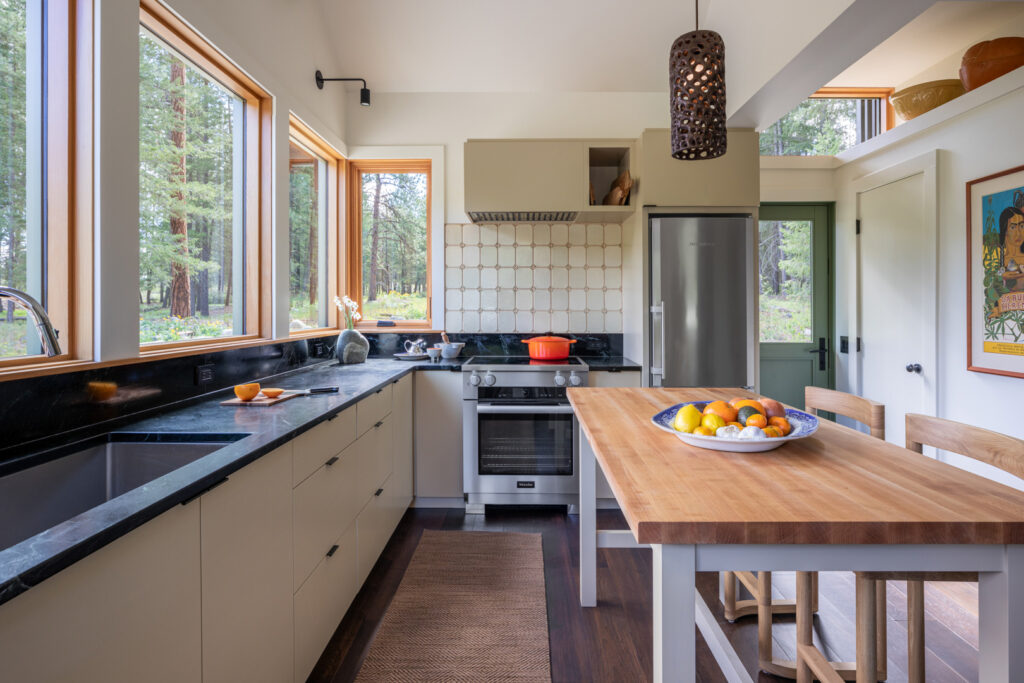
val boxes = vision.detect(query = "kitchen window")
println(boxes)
[288,116,344,334]
[346,159,432,328]
[760,87,895,156]
[138,1,271,350]
[0,0,89,369]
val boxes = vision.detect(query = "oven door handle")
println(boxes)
[476,404,576,415]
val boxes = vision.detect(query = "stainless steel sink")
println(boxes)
[0,433,247,552]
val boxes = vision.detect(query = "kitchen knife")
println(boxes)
[290,386,339,396]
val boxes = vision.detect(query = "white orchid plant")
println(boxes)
[334,295,362,330]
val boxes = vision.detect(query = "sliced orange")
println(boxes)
[261,388,284,398]
[702,400,738,423]
[768,416,792,436]
[234,382,261,401]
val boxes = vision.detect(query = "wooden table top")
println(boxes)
[567,387,1024,545]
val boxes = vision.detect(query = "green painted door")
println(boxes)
[758,204,833,408]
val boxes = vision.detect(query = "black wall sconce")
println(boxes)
[314,70,371,106]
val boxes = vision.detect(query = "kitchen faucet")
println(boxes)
[0,286,62,357]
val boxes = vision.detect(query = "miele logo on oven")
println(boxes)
[517,481,536,489]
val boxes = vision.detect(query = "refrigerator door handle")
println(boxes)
[650,302,665,385]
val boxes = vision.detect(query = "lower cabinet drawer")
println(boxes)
[294,523,357,683]
[356,474,398,585]
[357,384,392,436]
[293,441,360,591]
[356,415,393,507]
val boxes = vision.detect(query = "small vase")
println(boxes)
[336,328,369,364]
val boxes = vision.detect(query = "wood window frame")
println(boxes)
[345,159,434,331]
[0,0,94,374]
[810,87,896,132]
[137,0,273,356]
[288,114,345,338]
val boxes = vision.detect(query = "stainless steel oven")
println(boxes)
[462,357,588,512]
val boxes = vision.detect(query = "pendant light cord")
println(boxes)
[695,0,698,30]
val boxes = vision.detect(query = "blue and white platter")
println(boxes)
[651,401,819,453]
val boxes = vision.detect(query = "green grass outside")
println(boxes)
[760,294,812,343]
[362,292,428,322]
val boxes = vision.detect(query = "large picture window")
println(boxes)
[347,160,431,328]
[0,0,84,367]
[138,2,270,349]
[288,116,342,334]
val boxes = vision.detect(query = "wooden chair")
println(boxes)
[851,414,1024,683]
[752,387,887,681]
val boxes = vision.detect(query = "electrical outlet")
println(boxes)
[312,340,326,357]
[839,336,849,354]
[195,363,215,385]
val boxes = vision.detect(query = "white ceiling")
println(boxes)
[317,0,854,108]
[828,1,1024,89]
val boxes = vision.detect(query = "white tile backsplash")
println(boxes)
[443,222,625,334]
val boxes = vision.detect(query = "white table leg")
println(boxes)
[653,544,696,683]
[979,545,1024,682]
[579,422,597,607]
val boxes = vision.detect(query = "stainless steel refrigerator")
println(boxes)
[649,214,755,388]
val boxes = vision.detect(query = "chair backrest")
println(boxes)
[905,413,1024,481]
[804,386,885,440]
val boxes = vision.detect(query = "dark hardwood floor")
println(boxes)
[309,508,979,683]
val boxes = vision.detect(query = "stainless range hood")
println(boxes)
[466,210,577,223]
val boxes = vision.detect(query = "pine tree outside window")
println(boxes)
[760,88,895,156]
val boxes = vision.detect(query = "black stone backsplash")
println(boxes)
[0,333,340,462]
[365,332,623,358]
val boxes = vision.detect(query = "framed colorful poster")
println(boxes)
[967,164,1024,378]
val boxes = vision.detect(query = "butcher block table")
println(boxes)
[567,387,1024,683]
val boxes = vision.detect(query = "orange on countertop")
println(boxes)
[261,388,284,398]
[234,382,261,401]
[702,400,738,423]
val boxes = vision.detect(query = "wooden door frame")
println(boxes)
[758,202,837,392]
[851,150,939,427]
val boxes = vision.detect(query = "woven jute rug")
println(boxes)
[354,529,552,682]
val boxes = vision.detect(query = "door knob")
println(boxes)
[906,363,922,374]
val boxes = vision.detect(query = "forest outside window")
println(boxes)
[347,160,431,328]
[760,87,895,156]
[0,1,82,366]
[288,117,342,334]
[138,3,269,349]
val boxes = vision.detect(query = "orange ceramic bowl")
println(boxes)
[520,336,577,360]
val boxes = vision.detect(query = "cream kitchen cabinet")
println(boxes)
[0,502,202,683]
[391,374,414,509]
[413,370,464,500]
[588,371,642,501]
[639,128,759,207]
[201,443,294,683]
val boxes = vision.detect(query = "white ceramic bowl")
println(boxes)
[437,342,465,359]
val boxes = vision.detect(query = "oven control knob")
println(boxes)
[483,372,497,386]
[553,371,567,387]
[569,371,582,386]
[469,371,482,387]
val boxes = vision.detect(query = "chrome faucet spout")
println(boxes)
[0,287,62,357]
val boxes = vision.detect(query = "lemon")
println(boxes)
[701,413,726,432]
[672,404,703,433]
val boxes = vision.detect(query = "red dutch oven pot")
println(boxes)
[520,335,577,360]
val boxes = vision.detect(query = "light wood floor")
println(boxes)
[310,508,979,682]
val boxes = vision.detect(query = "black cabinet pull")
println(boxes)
[374,488,384,497]
[326,544,339,557]
[179,477,228,506]
[374,420,384,429]
[325,456,339,466]
[375,388,383,394]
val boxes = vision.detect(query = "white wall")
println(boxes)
[831,78,1024,486]
[94,0,351,358]
[344,91,670,224]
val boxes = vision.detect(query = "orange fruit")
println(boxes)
[234,382,261,401]
[261,388,284,398]
[702,400,738,423]
[731,399,766,416]
[760,398,786,418]
[763,426,783,438]
[745,413,767,428]
[727,421,744,429]
[768,416,791,436]
[693,426,713,436]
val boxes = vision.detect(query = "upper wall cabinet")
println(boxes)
[639,129,759,208]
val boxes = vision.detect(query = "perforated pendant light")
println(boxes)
[670,0,727,160]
